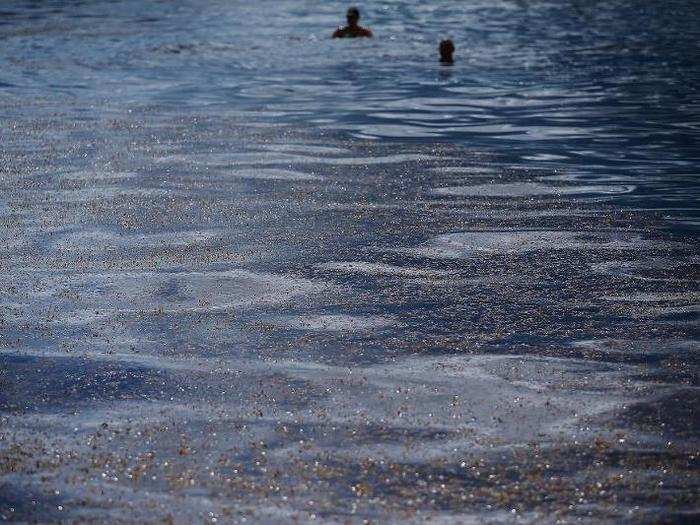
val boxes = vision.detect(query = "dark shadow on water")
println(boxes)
[0,355,168,413]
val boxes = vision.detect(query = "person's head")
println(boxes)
[440,39,455,63]
[346,7,360,27]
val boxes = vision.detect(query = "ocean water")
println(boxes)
[1,0,699,522]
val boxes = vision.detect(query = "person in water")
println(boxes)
[332,7,373,38]
[439,39,455,64]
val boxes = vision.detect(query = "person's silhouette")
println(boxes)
[439,39,455,64]
[332,7,373,38]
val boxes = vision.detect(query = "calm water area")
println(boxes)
[1,0,698,522]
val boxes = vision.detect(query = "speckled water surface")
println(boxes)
[1,0,699,523]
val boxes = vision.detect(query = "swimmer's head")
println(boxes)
[347,7,360,26]
[440,39,455,63]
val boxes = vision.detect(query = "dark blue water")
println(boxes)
[1,1,698,523]
[2,1,699,226]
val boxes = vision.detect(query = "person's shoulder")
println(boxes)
[332,27,345,38]
[360,27,373,37]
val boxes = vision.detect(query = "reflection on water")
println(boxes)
[1,0,699,522]
[1,0,697,219]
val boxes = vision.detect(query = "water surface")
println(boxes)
[1,1,698,523]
